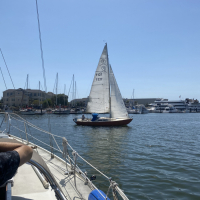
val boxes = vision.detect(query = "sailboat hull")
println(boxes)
[73,118,132,126]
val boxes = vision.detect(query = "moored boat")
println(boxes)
[52,104,70,114]
[73,44,132,126]
[20,108,35,115]
[74,114,132,126]
[34,109,46,115]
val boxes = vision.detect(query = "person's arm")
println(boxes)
[0,142,33,166]
[0,142,23,152]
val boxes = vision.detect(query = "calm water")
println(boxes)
[0,113,200,199]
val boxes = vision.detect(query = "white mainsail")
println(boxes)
[86,44,110,113]
[110,66,129,119]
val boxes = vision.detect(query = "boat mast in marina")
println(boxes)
[39,81,40,107]
[64,84,66,107]
[26,74,29,89]
[56,73,58,106]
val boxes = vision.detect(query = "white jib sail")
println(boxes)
[86,44,110,113]
[110,66,129,119]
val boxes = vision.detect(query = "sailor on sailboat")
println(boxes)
[73,44,132,126]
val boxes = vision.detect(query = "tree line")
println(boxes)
[31,94,68,108]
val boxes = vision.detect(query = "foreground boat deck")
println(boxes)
[13,163,57,200]
[36,145,93,199]
[11,136,94,199]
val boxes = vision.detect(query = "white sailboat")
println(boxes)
[73,44,132,126]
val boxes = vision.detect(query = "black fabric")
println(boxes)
[0,138,62,193]
[0,150,20,185]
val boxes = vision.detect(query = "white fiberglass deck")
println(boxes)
[12,163,57,200]
[11,136,94,200]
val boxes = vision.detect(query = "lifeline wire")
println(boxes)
[10,114,62,152]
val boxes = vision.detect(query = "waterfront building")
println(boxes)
[3,88,54,107]
[69,98,159,108]
[153,98,200,112]
[70,98,88,107]
[124,98,160,107]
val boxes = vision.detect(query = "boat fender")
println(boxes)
[88,189,110,200]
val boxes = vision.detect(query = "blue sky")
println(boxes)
[0,0,200,101]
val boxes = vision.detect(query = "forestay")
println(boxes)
[110,66,129,119]
[86,44,110,113]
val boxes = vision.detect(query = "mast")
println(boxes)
[39,81,40,108]
[56,73,58,106]
[27,74,29,89]
[132,89,134,107]
[64,84,66,107]
[72,74,74,107]
[26,74,29,107]
[106,43,111,118]
[109,65,111,118]
[75,81,76,107]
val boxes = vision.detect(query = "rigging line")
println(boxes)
[0,48,15,89]
[10,115,56,137]
[0,66,7,89]
[24,77,27,89]
[35,0,47,93]
[68,76,73,102]
[53,75,57,94]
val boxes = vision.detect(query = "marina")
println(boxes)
[0,113,199,199]
[0,1,200,199]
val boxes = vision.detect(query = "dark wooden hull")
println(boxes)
[73,118,133,126]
